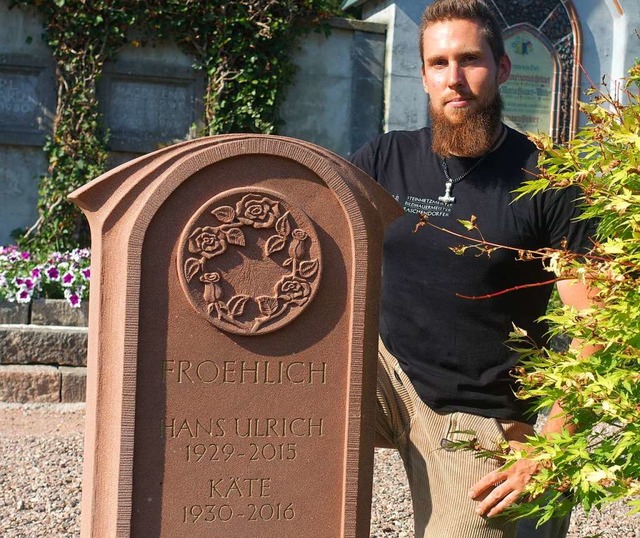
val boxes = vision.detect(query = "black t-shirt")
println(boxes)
[351,126,594,423]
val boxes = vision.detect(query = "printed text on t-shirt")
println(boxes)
[403,196,452,218]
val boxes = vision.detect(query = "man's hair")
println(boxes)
[419,0,505,66]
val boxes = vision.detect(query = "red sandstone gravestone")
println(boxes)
[70,134,402,537]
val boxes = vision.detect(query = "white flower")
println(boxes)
[544,252,561,276]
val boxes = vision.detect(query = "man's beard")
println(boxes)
[430,90,503,158]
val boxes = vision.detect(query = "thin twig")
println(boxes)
[456,278,563,300]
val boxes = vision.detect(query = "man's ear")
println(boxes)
[497,54,511,85]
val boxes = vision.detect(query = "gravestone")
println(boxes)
[502,29,556,135]
[70,134,402,537]
[0,0,54,243]
[0,55,55,146]
[99,41,204,155]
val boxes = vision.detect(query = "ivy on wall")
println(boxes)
[12,0,338,253]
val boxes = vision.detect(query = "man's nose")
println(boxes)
[447,63,465,87]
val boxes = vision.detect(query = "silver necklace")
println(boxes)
[438,126,505,204]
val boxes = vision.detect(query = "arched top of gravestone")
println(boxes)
[70,134,401,231]
[69,135,402,337]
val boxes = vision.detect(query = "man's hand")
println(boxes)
[469,278,596,518]
[468,441,538,518]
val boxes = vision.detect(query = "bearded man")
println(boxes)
[350,1,595,537]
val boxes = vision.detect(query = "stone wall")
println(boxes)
[0,0,387,244]
[279,18,386,157]
[0,300,87,403]
[0,1,53,244]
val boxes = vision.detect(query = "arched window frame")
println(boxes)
[489,0,582,142]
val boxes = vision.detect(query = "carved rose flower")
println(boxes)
[289,228,307,261]
[277,276,311,306]
[188,227,227,259]
[200,272,220,283]
[292,229,307,240]
[236,194,281,229]
[200,272,223,303]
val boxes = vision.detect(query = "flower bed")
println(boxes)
[0,246,90,308]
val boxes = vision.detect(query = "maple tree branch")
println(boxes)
[455,278,563,300]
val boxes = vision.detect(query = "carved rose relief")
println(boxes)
[277,276,311,306]
[178,188,322,335]
[188,227,228,258]
[236,194,281,228]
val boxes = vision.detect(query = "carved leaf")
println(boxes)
[283,258,292,267]
[256,296,279,317]
[227,295,250,317]
[275,211,291,237]
[184,258,201,282]
[264,235,286,257]
[298,259,319,279]
[215,301,229,320]
[211,206,236,223]
[225,227,246,246]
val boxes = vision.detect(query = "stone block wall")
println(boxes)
[0,0,387,244]
[0,299,87,403]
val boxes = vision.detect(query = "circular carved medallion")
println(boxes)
[177,188,322,335]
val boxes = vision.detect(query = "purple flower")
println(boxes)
[0,246,91,304]
[16,289,31,303]
[64,287,83,308]
[46,266,60,281]
[61,272,75,287]
[70,248,90,262]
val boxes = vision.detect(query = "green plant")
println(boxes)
[12,1,134,253]
[12,0,339,254]
[504,63,640,522]
[142,1,337,135]
[423,64,640,523]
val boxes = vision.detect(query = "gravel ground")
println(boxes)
[1,404,639,537]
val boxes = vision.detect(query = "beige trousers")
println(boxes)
[376,338,535,538]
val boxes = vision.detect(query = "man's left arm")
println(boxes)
[469,278,598,518]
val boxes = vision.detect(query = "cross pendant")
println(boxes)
[438,181,455,204]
